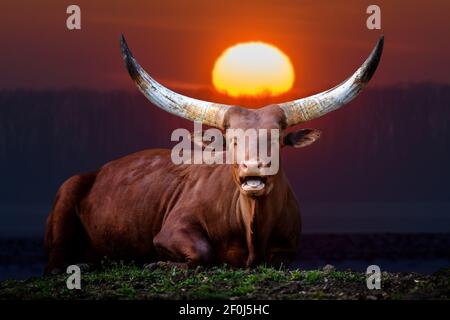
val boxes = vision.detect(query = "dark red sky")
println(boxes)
[1,0,449,96]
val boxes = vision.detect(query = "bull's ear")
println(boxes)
[283,128,321,148]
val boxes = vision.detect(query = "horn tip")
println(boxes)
[378,34,384,49]
[120,34,128,51]
[375,35,384,55]
[119,34,139,80]
[119,34,133,62]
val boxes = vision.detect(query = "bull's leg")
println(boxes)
[153,220,214,267]
[44,173,96,274]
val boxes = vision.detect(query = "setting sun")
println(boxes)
[212,42,295,97]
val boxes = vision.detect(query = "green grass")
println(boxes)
[0,262,448,300]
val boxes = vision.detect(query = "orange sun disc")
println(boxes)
[212,42,295,97]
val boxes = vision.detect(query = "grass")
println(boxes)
[0,262,449,300]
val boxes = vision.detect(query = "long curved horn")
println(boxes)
[279,36,384,127]
[120,35,230,129]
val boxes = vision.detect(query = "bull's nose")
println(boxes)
[241,160,263,175]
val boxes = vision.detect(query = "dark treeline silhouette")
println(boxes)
[0,83,449,206]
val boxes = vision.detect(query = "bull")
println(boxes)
[44,35,383,273]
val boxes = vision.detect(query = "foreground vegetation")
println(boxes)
[1,263,449,300]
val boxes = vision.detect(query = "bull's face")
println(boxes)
[225,105,321,197]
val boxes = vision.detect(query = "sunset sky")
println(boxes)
[1,0,449,97]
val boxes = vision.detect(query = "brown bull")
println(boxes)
[44,35,383,273]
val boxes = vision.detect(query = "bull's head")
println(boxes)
[120,35,383,197]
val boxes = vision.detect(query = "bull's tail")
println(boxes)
[44,172,97,274]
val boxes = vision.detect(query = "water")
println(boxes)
[301,202,450,233]
[0,204,50,237]
[0,262,45,281]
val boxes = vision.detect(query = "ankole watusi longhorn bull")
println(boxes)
[44,35,383,273]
